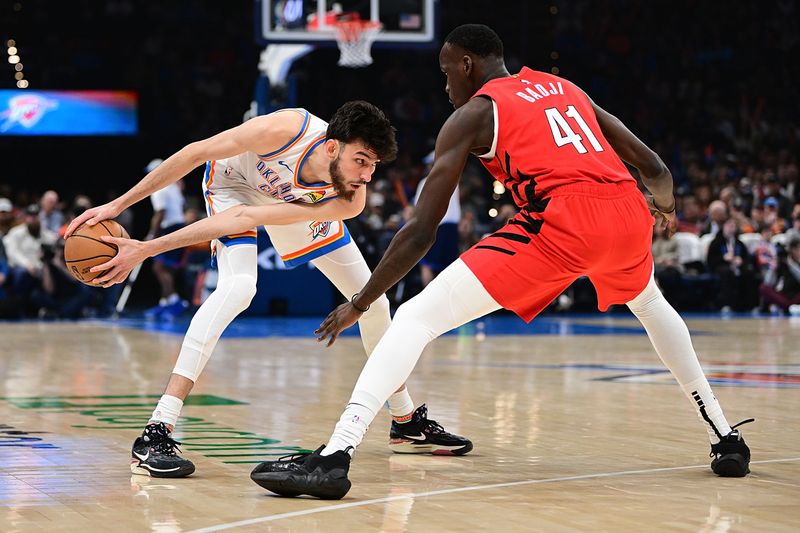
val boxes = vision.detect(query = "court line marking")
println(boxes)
[188,456,800,532]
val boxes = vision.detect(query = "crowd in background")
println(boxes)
[2,0,798,319]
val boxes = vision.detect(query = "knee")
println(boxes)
[393,297,434,328]
[363,293,390,318]
[216,273,257,310]
[627,278,664,316]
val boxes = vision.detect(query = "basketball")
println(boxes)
[64,220,130,285]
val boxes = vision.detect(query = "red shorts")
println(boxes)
[461,181,654,322]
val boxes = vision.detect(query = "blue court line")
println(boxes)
[430,361,800,388]
[99,315,695,338]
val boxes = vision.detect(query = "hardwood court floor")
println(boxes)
[0,315,798,532]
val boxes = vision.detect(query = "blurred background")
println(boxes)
[0,0,798,320]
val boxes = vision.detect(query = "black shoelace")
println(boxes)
[145,425,183,457]
[150,434,183,457]
[730,418,755,430]
[423,419,446,435]
[414,405,446,435]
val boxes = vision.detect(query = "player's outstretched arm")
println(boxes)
[589,99,677,236]
[315,98,493,345]
[65,112,304,237]
[90,186,366,287]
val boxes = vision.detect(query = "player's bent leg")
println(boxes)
[312,243,472,454]
[626,273,752,477]
[249,260,500,499]
[132,244,258,478]
[310,242,391,355]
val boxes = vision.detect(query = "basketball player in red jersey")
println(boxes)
[250,24,752,499]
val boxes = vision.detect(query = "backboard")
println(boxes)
[257,0,437,45]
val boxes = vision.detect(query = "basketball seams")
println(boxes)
[67,234,118,253]
[65,254,115,263]
[97,220,114,237]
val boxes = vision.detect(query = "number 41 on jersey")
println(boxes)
[545,106,604,154]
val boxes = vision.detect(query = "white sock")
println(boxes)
[149,394,183,429]
[321,396,380,456]
[627,274,732,443]
[684,377,731,443]
[387,389,415,422]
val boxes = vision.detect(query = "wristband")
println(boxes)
[654,199,676,215]
[350,294,370,313]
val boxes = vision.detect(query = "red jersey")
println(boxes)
[473,67,635,209]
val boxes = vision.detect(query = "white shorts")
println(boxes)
[202,162,351,268]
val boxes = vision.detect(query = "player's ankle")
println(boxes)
[147,420,174,432]
[391,412,413,424]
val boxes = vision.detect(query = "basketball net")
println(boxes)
[334,20,382,68]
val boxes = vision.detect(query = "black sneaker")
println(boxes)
[389,404,473,456]
[250,445,352,500]
[131,422,196,478]
[710,418,754,477]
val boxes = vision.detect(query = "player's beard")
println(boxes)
[329,156,356,201]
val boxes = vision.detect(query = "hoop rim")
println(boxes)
[333,20,383,41]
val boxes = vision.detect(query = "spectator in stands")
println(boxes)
[0,197,16,237]
[763,174,793,220]
[759,239,800,315]
[700,200,728,237]
[39,190,64,234]
[652,225,682,305]
[763,197,786,234]
[32,238,95,319]
[707,218,757,312]
[2,205,58,310]
[749,203,766,233]
[413,151,461,288]
[737,177,756,216]
[676,195,703,234]
[785,204,800,244]
[753,227,777,277]
[0,246,15,318]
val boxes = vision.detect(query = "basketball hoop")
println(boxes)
[333,20,382,68]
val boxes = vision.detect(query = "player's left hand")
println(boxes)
[315,302,362,346]
[90,236,149,287]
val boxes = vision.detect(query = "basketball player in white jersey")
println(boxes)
[67,101,471,478]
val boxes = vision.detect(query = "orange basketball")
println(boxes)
[64,220,130,285]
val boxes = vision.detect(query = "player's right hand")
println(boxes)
[64,202,121,237]
[653,209,677,238]
[646,196,678,238]
[89,235,149,287]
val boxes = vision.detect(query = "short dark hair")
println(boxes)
[444,24,504,58]
[327,100,397,162]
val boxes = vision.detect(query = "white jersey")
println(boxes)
[213,109,338,205]
[151,183,186,228]
[202,108,350,268]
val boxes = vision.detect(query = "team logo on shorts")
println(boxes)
[309,221,332,240]
[303,191,326,203]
